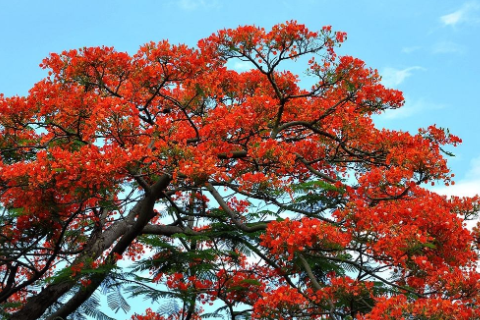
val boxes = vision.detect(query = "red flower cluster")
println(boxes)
[1,20,479,320]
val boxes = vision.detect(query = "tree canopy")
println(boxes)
[1,21,479,320]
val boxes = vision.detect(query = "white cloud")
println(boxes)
[382,97,444,120]
[437,180,480,197]
[177,0,221,11]
[401,46,421,54]
[432,41,466,54]
[230,61,253,71]
[433,156,480,231]
[441,10,463,26]
[440,1,480,26]
[435,156,480,197]
[381,66,425,88]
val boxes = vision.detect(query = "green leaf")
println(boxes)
[423,242,436,249]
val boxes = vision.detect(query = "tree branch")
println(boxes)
[205,183,267,232]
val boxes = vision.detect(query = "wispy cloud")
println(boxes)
[382,97,444,120]
[441,9,464,26]
[432,41,466,54]
[401,46,421,54]
[230,61,253,72]
[381,66,425,88]
[177,0,221,11]
[433,156,480,230]
[434,156,480,197]
[440,1,480,26]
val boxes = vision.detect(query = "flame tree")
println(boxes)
[0,21,479,320]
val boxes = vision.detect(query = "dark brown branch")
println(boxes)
[205,183,267,233]
[295,153,337,183]
[217,150,248,159]
[44,175,172,320]
[141,224,198,236]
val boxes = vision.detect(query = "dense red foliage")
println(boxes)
[0,21,479,320]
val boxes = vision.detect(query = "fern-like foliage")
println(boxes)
[106,286,131,314]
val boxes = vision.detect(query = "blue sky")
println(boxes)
[1,0,479,317]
